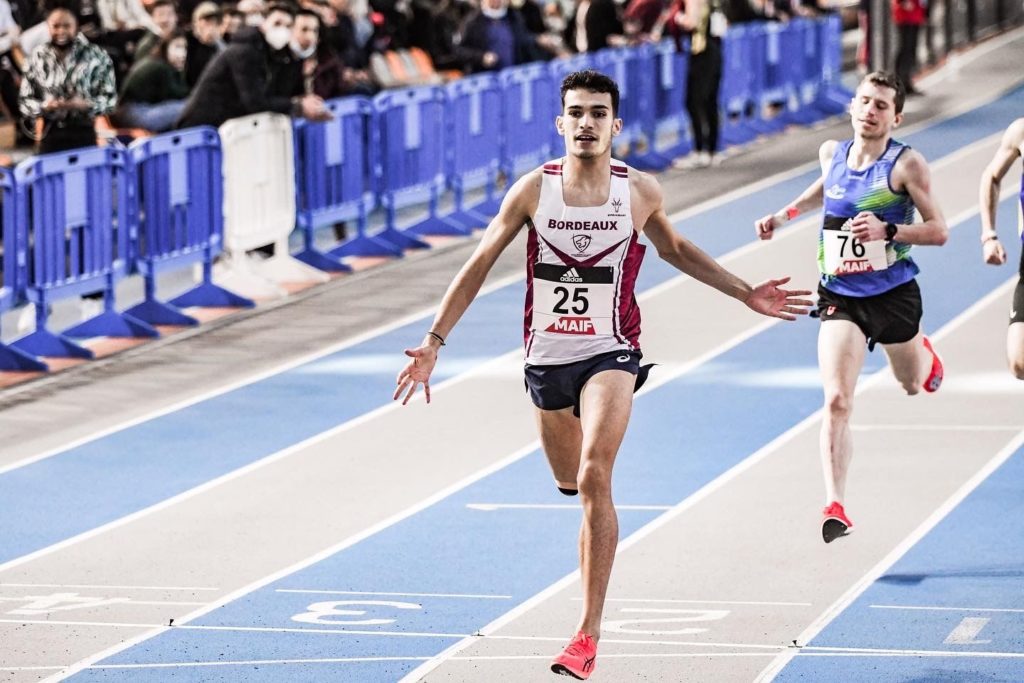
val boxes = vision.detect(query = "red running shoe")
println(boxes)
[822,501,854,543]
[551,631,597,680]
[922,335,944,393]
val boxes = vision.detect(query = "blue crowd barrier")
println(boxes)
[11,146,157,361]
[651,39,692,160]
[443,73,504,231]
[817,13,854,111]
[499,63,556,179]
[372,86,446,246]
[0,167,47,371]
[720,27,760,146]
[126,127,253,325]
[293,97,385,261]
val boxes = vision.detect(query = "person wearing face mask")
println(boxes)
[456,0,543,73]
[18,1,116,154]
[114,28,189,131]
[175,2,331,129]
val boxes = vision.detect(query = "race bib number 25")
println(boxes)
[822,215,888,276]
[533,263,615,336]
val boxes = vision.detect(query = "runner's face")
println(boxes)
[557,89,621,160]
[849,82,902,140]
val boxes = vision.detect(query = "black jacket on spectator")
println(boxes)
[184,32,219,87]
[176,27,294,129]
[457,8,542,73]
[564,0,623,52]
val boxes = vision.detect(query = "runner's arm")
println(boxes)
[977,118,1023,265]
[642,178,813,320]
[852,149,948,246]
[393,171,538,404]
[754,140,834,240]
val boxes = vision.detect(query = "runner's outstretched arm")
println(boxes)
[978,118,1024,265]
[755,140,834,240]
[393,171,540,405]
[639,176,813,321]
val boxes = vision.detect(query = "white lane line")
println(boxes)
[799,645,1024,658]
[399,275,1021,683]
[274,589,512,600]
[466,503,673,512]
[755,424,1024,682]
[0,583,219,591]
[852,425,1024,432]
[13,645,1024,672]
[871,604,1024,614]
[0,599,205,607]
[589,598,813,607]
[42,316,784,683]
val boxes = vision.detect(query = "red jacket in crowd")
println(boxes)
[892,0,926,26]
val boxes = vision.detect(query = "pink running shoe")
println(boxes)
[922,336,944,393]
[822,501,854,543]
[551,631,597,680]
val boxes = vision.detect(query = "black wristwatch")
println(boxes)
[884,222,898,242]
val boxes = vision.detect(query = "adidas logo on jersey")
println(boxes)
[560,268,584,283]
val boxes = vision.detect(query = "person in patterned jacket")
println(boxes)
[18,0,116,154]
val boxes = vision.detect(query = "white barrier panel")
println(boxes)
[217,113,328,299]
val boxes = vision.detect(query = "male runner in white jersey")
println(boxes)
[395,70,811,680]
[755,71,948,544]
[978,117,1024,379]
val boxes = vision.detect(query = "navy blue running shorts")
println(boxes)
[1013,251,1024,325]
[524,350,652,417]
[816,278,922,350]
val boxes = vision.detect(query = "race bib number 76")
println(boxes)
[822,215,889,276]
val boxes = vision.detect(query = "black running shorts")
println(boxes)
[816,278,923,350]
[524,350,652,417]
[1013,250,1024,325]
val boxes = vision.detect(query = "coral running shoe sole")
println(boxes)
[922,335,944,393]
[551,631,597,679]
[822,501,854,543]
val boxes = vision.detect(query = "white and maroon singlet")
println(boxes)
[524,158,646,365]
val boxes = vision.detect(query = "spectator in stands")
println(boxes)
[892,0,924,95]
[368,0,411,52]
[308,0,373,90]
[94,0,160,80]
[19,1,116,153]
[0,0,23,138]
[664,0,724,169]
[457,0,543,73]
[564,0,624,53]
[623,0,664,41]
[175,2,330,128]
[185,1,223,85]
[133,0,176,61]
[114,28,187,130]
[220,4,244,42]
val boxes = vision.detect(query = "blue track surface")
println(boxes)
[69,190,1022,681]
[776,443,1024,683]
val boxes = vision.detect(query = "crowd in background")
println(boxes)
[0,0,847,161]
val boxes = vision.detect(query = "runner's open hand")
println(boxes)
[745,277,814,321]
[394,345,438,405]
[982,237,1007,266]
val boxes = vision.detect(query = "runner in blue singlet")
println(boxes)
[753,71,949,544]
